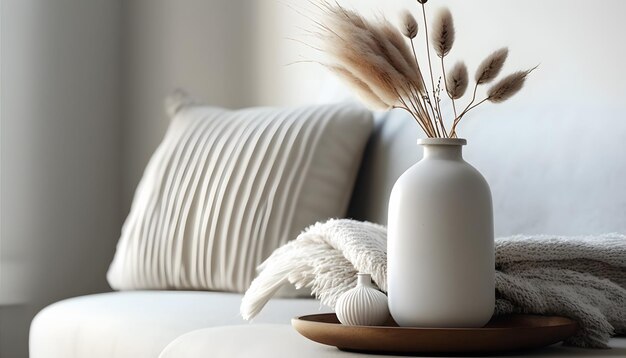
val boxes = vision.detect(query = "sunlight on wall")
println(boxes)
[253,0,626,108]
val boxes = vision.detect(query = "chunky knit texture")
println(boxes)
[241,219,626,348]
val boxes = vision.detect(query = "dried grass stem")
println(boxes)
[308,1,534,138]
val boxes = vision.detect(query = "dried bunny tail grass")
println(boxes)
[446,61,468,99]
[313,6,402,105]
[319,4,366,35]
[326,38,404,106]
[400,10,418,39]
[317,4,420,94]
[313,3,430,128]
[326,65,392,110]
[311,3,362,42]
[475,47,509,84]
[311,0,365,31]
[376,19,423,92]
[487,66,537,103]
[323,1,366,30]
[431,7,455,58]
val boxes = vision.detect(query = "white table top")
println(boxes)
[159,324,626,358]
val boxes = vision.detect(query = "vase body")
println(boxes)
[387,138,494,328]
[335,273,389,326]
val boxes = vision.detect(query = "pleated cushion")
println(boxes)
[107,93,373,293]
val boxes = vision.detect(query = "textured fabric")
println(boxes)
[107,95,373,292]
[241,219,626,347]
[160,325,626,358]
[494,235,626,347]
[241,220,387,319]
[29,291,329,358]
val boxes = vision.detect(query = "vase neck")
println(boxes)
[418,138,466,160]
[422,145,463,160]
[357,273,372,287]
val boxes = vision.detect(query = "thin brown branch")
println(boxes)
[457,82,478,122]
[396,87,431,136]
[394,104,430,136]
[403,49,435,136]
[405,89,431,135]
[434,77,447,137]
[408,39,439,135]
[421,3,440,137]
[441,57,458,119]
[450,97,488,136]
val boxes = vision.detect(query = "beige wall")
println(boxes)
[255,0,626,107]
[121,0,256,211]
[0,1,122,357]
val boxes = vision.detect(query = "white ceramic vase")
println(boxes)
[335,273,389,326]
[387,138,494,328]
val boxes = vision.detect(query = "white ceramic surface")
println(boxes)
[387,138,495,328]
[335,273,389,326]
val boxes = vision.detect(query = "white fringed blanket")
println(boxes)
[241,219,626,348]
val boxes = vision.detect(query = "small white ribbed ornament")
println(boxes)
[335,273,390,326]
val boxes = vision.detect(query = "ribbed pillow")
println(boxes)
[107,93,373,293]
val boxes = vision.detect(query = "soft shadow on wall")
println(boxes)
[1,1,122,357]
[259,0,626,107]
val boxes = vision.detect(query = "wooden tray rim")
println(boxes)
[294,313,578,331]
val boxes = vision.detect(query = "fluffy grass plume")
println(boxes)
[487,67,537,103]
[312,3,435,133]
[327,65,392,110]
[400,10,418,39]
[475,47,509,84]
[307,1,535,138]
[431,7,454,58]
[317,7,405,105]
[446,62,468,99]
[377,19,424,93]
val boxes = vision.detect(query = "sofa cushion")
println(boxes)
[107,92,373,293]
[159,324,626,358]
[348,101,626,236]
[29,291,327,358]
[159,325,341,358]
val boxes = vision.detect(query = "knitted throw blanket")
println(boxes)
[240,219,626,348]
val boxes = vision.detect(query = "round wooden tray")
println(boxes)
[292,313,578,355]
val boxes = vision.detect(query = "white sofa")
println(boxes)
[30,101,626,357]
